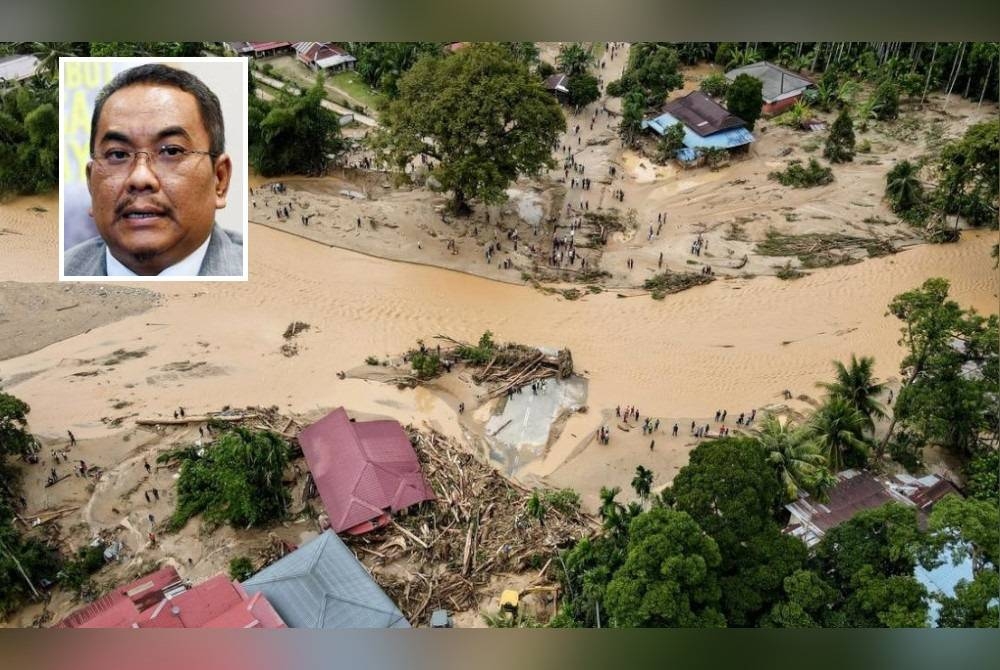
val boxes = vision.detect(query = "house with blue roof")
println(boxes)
[641,90,754,166]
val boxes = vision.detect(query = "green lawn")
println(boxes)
[328,71,381,113]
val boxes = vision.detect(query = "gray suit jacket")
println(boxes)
[64,224,243,277]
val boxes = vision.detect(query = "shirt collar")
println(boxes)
[105,234,212,277]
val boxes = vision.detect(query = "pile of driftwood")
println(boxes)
[345,426,596,625]
[435,335,574,400]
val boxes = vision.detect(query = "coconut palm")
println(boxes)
[557,43,594,77]
[630,465,654,502]
[817,354,887,432]
[598,485,626,535]
[885,160,925,216]
[809,397,870,472]
[754,414,828,501]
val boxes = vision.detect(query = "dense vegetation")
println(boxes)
[552,279,999,628]
[372,43,565,214]
[162,427,291,531]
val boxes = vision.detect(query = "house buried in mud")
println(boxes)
[642,90,755,166]
[298,407,435,535]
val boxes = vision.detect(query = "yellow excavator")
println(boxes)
[500,586,560,620]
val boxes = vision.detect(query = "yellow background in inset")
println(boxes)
[62,61,114,184]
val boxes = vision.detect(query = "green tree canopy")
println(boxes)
[726,73,763,130]
[654,122,686,164]
[566,73,600,108]
[250,76,345,177]
[754,414,829,500]
[885,159,928,224]
[932,119,999,229]
[557,43,594,77]
[346,42,444,98]
[0,83,58,197]
[373,43,565,214]
[166,427,291,531]
[604,508,725,627]
[817,354,887,432]
[809,397,870,471]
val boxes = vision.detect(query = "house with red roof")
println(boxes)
[225,42,294,58]
[298,408,435,535]
[56,567,285,629]
[293,42,356,72]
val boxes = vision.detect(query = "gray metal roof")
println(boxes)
[725,61,813,103]
[241,531,409,629]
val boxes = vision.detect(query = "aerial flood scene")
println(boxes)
[0,41,997,629]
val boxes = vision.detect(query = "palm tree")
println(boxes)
[598,485,627,536]
[631,466,654,502]
[754,414,828,501]
[15,42,82,81]
[885,160,925,216]
[809,397,870,472]
[817,354,887,432]
[557,43,594,77]
[526,490,546,526]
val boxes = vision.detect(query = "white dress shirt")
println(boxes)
[105,236,211,277]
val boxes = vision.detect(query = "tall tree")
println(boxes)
[885,159,927,223]
[823,108,856,163]
[816,354,887,432]
[726,73,763,130]
[810,396,870,471]
[557,43,594,77]
[630,465,654,502]
[604,508,726,627]
[754,414,828,501]
[373,43,565,215]
[251,76,345,177]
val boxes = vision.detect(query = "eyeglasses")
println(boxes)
[91,145,214,176]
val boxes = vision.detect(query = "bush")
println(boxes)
[58,543,107,597]
[542,489,581,515]
[605,78,626,97]
[536,61,556,78]
[456,331,497,365]
[410,352,441,379]
[699,73,729,98]
[169,428,291,532]
[229,556,255,582]
[365,355,380,366]
[768,159,834,188]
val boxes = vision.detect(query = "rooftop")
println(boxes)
[725,61,813,103]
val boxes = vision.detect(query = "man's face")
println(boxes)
[86,84,232,276]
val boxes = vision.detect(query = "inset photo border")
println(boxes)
[59,56,249,281]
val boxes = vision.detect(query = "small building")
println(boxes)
[293,42,356,72]
[56,567,285,629]
[445,42,470,54]
[298,407,435,535]
[0,54,40,85]
[725,61,813,116]
[242,531,409,628]
[543,73,570,98]
[784,469,963,548]
[641,90,754,166]
[225,41,294,59]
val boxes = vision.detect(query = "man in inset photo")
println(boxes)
[63,62,245,278]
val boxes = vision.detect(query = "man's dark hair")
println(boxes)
[90,63,225,157]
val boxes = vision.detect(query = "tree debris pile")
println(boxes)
[642,271,714,299]
[344,427,596,624]
[379,333,575,399]
[756,229,894,268]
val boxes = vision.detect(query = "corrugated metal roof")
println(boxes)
[0,55,39,82]
[298,407,435,534]
[663,91,747,137]
[725,61,813,103]
[242,531,409,628]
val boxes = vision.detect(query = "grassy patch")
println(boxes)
[561,288,582,301]
[723,221,750,242]
[328,70,381,112]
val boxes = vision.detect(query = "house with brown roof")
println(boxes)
[641,91,755,165]
[298,408,435,535]
[293,42,356,72]
[785,469,964,548]
[225,42,294,58]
